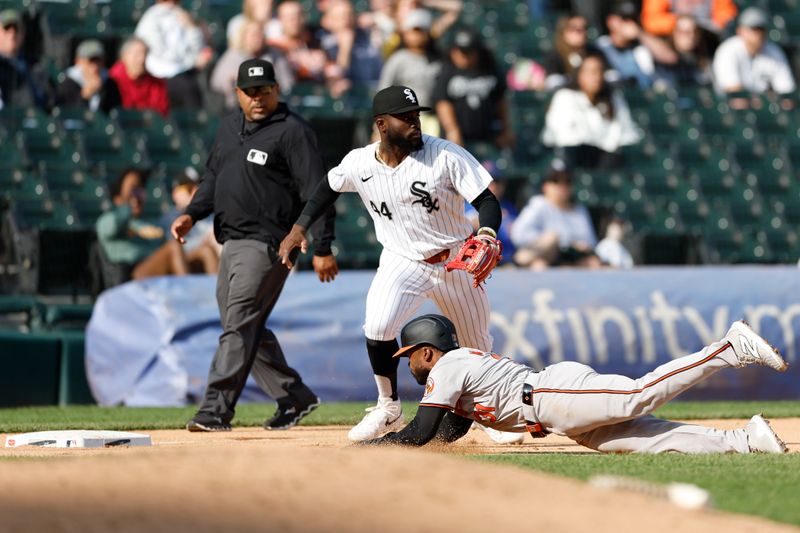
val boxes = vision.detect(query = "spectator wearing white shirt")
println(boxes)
[510,169,602,270]
[541,51,642,169]
[134,0,213,109]
[712,7,796,99]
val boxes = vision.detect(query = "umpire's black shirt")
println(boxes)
[185,102,334,255]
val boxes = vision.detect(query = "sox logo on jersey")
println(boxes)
[410,181,439,213]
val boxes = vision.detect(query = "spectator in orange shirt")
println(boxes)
[641,0,737,49]
[108,37,170,116]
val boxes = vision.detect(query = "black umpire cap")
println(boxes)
[237,58,277,89]
[393,314,460,358]
[373,85,432,116]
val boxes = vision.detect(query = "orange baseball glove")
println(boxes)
[445,232,502,288]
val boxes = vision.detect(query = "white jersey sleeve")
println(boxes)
[327,150,360,193]
[442,143,493,204]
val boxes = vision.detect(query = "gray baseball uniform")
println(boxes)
[420,342,751,453]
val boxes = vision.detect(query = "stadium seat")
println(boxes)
[12,197,78,230]
[40,0,107,37]
[38,160,92,195]
[668,191,709,230]
[171,109,220,151]
[81,125,147,172]
[759,224,798,264]
[21,122,86,167]
[715,186,768,231]
[65,176,111,227]
[0,295,43,333]
[98,0,148,36]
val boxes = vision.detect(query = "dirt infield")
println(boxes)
[1,419,798,533]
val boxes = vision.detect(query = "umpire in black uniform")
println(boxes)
[171,58,338,432]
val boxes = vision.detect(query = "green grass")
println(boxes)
[0,401,799,433]
[478,453,800,526]
[0,403,392,433]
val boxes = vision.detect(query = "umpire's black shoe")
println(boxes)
[186,413,232,432]
[265,397,321,430]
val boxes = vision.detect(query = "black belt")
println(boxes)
[522,383,549,438]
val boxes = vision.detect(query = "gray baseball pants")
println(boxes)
[529,340,751,453]
[197,239,315,422]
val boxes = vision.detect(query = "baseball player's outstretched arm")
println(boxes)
[360,406,450,446]
[279,178,340,268]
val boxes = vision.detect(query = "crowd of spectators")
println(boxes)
[2,0,800,274]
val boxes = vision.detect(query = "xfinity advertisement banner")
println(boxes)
[85,267,800,406]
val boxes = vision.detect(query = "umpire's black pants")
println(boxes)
[197,239,315,422]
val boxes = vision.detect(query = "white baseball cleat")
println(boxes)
[347,398,404,442]
[744,414,787,454]
[724,321,788,372]
[480,424,526,445]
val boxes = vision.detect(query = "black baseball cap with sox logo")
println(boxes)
[373,85,432,116]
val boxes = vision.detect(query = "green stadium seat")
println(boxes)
[482,3,530,33]
[715,187,768,231]
[7,171,49,201]
[668,192,709,232]
[81,126,147,171]
[22,124,86,166]
[630,168,683,199]
[40,0,107,37]
[98,0,149,35]
[759,223,798,264]
[0,167,29,193]
[171,109,220,151]
[771,196,800,227]
[0,105,49,131]
[39,160,93,195]
[0,295,43,333]
[634,100,686,140]
[701,224,743,264]
[12,197,78,230]
[66,176,111,227]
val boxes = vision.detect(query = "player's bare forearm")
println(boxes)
[278,224,308,268]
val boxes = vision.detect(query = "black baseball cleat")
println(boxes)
[186,413,232,432]
[265,397,321,430]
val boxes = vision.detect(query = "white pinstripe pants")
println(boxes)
[364,248,493,351]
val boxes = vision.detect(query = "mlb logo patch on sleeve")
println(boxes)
[247,149,268,165]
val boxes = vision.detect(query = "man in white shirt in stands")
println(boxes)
[712,7,796,97]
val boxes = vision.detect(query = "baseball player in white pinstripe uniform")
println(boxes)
[279,85,521,442]
[362,314,788,454]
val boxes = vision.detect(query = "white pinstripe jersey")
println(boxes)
[327,135,493,261]
[420,348,534,432]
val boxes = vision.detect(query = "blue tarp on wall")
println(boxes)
[85,267,800,406]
